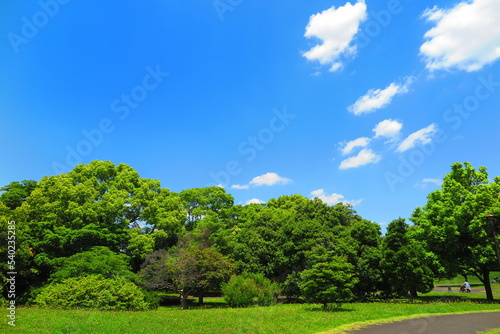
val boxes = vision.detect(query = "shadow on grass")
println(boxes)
[303,305,355,313]
[417,295,500,304]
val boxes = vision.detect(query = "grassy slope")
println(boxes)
[2,300,500,334]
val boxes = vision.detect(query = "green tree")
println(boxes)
[13,161,186,299]
[299,247,357,309]
[345,220,383,300]
[0,180,37,209]
[139,247,235,308]
[380,218,434,298]
[180,187,234,231]
[411,162,500,301]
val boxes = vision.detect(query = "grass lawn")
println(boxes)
[2,297,500,334]
[435,272,500,285]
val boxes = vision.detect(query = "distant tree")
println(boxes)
[299,247,357,309]
[380,218,434,298]
[411,162,500,301]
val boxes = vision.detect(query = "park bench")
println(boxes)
[435,283,483,292]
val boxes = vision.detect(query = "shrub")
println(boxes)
[222,273,280,307]
[35,275,149,311]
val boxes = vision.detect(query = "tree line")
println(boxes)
[1,160,499,309]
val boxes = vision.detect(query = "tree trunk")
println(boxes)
[180,288,193,309]
[409,288,418,299]
[198,294,204,305]
[481,268,494,302]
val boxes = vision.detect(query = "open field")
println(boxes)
[2,298,500,334]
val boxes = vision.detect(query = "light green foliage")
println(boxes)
[50,246,135,283]
[126,229,155,271]
[381,219,434,298]
[11,160,186,299]
[222,272,280,307]
[180,186,234,231]
[35,275,149,310]
[411,162,500,300]
[299,247,357,309]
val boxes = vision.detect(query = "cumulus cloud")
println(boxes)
[231,184,249,190]
[311,189,363,206]
[303,1,367,72]
[246,198,265,205]
[373,119,403,138]
[348,78,414,115]
[397,124,438,152]
[249,172,293,186]
[341,137,371,155]
[339,149,381,169]
[420,0,500,72]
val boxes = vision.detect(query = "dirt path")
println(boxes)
[346,311,500,334]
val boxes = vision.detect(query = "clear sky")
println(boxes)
[2,0,500,230]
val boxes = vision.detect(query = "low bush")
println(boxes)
[35,274,149,311]
[222,273,280,307]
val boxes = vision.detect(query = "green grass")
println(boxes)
[2,298,500,334]
[435,272,500,285]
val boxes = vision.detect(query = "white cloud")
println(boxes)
[420,0,500,72]
[231,184,249,190]
[348,78,414,115]
[311,189,363,206]
[373,119,403,138]
[415,178,443,189]
[249,172,293,186]
[339,149,381,169]
[423,178,443,186]
[341,137,371,155]
[397,124,438,152]
[303,1,367,72]
[246,198,265,205]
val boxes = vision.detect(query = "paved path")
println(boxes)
[347,312,500,334]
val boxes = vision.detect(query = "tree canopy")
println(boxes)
[411,162,500,301]
[5,159,500,308]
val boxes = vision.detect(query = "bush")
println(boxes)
[222,273,280,307]
[35,275,149,311]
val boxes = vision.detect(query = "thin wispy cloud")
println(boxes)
[341,137,371,155]
[420,0,500,72]
[348,77,414,115]
[303,1,367,72]
[415,178,443,189]
[397,124,438,152]
[231,184,249,190]
[339,149,381,169]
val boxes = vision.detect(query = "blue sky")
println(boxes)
[2,0,500,230]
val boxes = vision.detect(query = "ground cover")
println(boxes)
[2,298,500,334]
